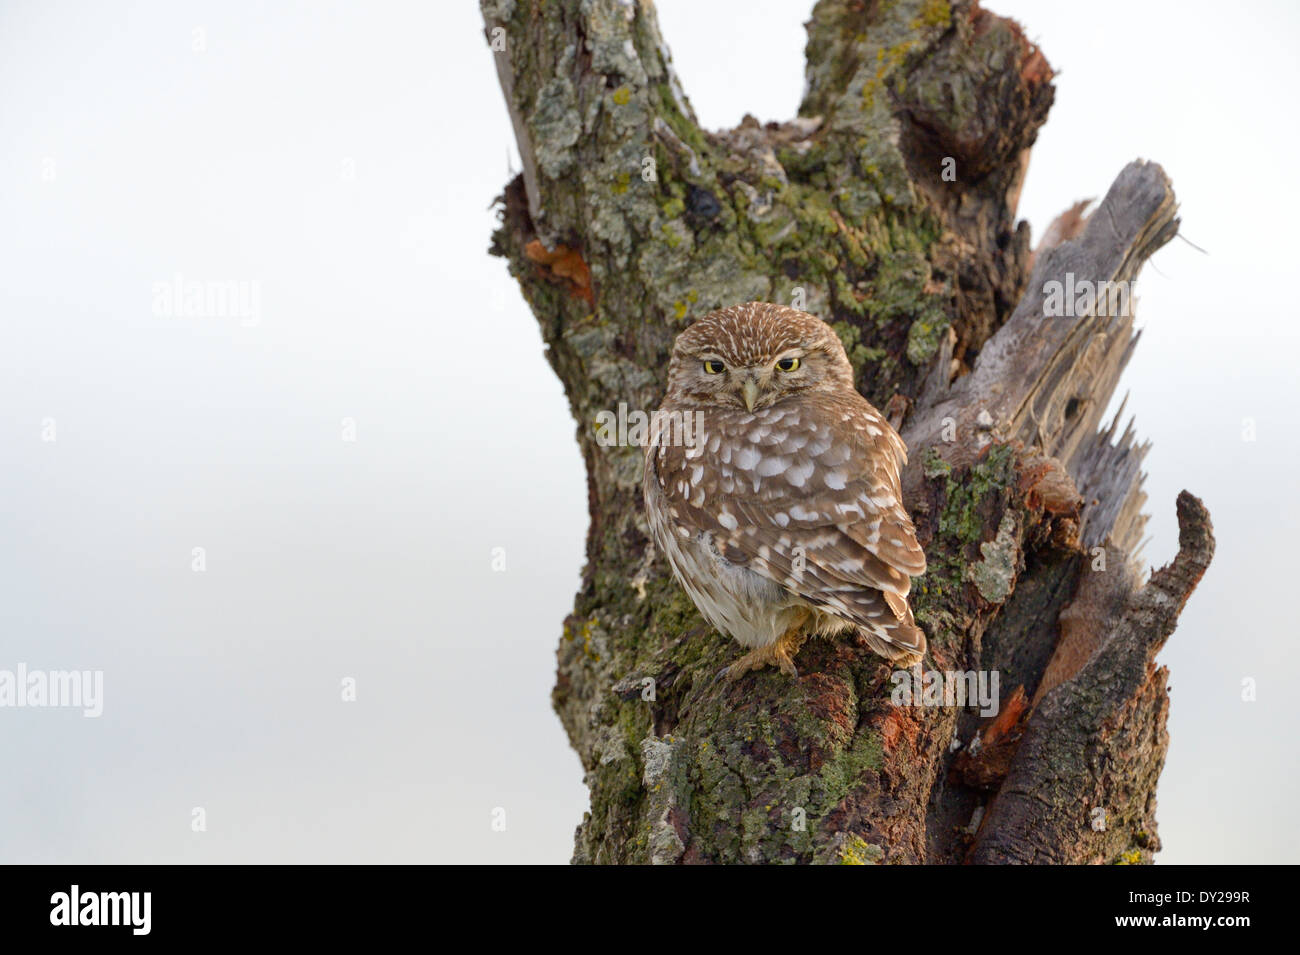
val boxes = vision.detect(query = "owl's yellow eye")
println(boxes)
[703,359,725,374]
[776,357,801,372]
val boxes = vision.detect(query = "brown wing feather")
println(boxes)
[650,391,925,636]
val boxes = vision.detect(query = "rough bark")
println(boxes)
[481,0,1213,864]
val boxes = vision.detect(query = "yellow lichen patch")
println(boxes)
[912,0,952,31]
[839,834,884,865]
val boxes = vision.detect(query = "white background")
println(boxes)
[0,0,1295,863]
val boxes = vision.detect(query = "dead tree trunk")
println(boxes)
[481,0,1213,864]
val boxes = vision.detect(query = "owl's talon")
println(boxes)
[719,659,759,684]
[719,638,802,683]
[718,655,763,684]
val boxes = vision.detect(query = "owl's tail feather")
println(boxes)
[860,623,926,668]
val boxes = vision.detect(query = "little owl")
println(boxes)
[643,302,927,680]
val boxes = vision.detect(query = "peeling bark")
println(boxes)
[481,0,1212,864]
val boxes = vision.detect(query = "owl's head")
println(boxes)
[664,303,856,412]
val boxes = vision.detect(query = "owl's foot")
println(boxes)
[718,625,808,683]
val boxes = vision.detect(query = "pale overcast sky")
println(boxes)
[1,0,1295,863]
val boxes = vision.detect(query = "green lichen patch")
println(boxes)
[913,443,1019,620]
[969,510,1018,604]
[529,77,582,178]
[906,303,951,366]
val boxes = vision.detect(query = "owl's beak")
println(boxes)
[741,378,759,412]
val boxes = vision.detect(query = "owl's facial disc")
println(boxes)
[728,351,805,411]
[666,303,858,412]
[705,364,768,411]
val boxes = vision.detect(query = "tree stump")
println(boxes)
[481,0,1213,864]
